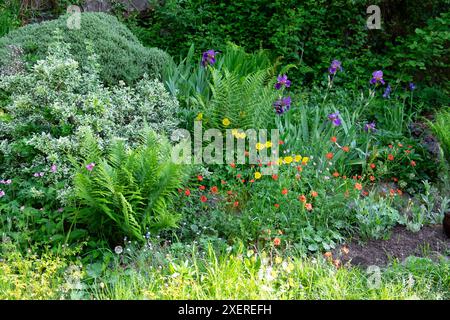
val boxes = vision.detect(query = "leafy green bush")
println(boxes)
[0,12,170,85]
[429,108,450,164]
[72,131,191,243]
[0,0,20,38]
[0,38,180,246]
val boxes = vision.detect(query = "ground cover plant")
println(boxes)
[0,5,449,302]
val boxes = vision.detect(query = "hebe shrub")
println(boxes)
[0,12,170,85]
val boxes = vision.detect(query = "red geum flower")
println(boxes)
[185,189,191,196]
[230,162,236,168]
[200,195,207,202]
[311,191,318,197]
[236,174,242,179]
[392,177,398,182]
[362,190,369,196]
[397,189,403,195]
[273,237,281,246]
[274,203,280,208]
[298,195,306,203]
[388,154,394,161]
[197,175,203,181]
[410,160,416,167]
[221,180,226,185]
[331,136,337,143]
[388,144,393,149]
[281,188,288,195]
[210,186,218,194]
[278,140,284,145]
[272,174,278,181]
[389,189,396,196]
[342,146,350,152]
[369,175,375,182]
[332,172,340,178]
[355,183,362,190]
[370,163,376,169]
[297,165,303,172]
[398,143,403,147]
[233,201,239,207]
[305,203,313,211]
[326,152,334,160]
[405,150,411,154]
[199,185,206,191]
[250,179,255,183]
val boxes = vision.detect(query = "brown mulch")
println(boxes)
[333,225,450,267]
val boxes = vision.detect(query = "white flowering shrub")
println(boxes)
[0,39,180,212]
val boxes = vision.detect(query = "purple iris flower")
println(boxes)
[383,84,391,98]
[329,60,342,75]
[274,74,291,90]
[201,49,218,67]
[364,122,376,132]
[273,96,292,115]
[327,111,342,126]
[409,82,416,91]
[370,70,385,85]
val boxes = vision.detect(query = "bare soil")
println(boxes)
[334,225,450,267]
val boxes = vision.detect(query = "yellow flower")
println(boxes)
[256,142,265,151]
[275,256,283,264]
[222,118,231,126]
[302,156,309,164]
[254,172,262,180]
[265,141,272,148]
[277,158,283,165]
[196,113,203,121]
[294,155,302,162]
[284,156,293,164]
[238,132,246,139]
[231,129,238,136]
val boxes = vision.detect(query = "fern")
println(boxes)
[72,130,191,242]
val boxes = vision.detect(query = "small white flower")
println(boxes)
[114,246,123,255]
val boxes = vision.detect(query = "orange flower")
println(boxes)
[273,237,281,246]
[298,195,306,203]
[326,152,334,160]
[342,146,350,152]
[398,143,403,147]
[369,175,375,182]
[331,136,337,143]
[274,203,280,208]
[233,201,239,207]
[297,165,303,172]
[388,154,394,161]
[332,172,340,178]
[355,183,362,190]
[200,195,207,203]
[281,188,288,195]
[397,189,403,195]
[389,189,396,196]
[410,160,416,167]
[210,186,218,194]
[341,246,350,255]
[278,140,284,145]
[324,252,333,259]
[333,259,341,269]
[370,163,376,169]
[199,185,206,191]
[272,174,278,181]
[305,203,313,211]
[197,175,203,181]
[184,189,191,196]
[230,162,236,168]
[311,191,318,197]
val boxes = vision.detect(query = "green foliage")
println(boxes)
[0,0,20,37]
[429,108,450,164]
[0,12,170,85]
[0,37,180,246]
[72,131,191,243]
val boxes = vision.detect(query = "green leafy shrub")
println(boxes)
[0,0,20,37]
[0,12,170,85]
[429,108,450,164]
[0,38,180,245]
[72,130,191,243]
